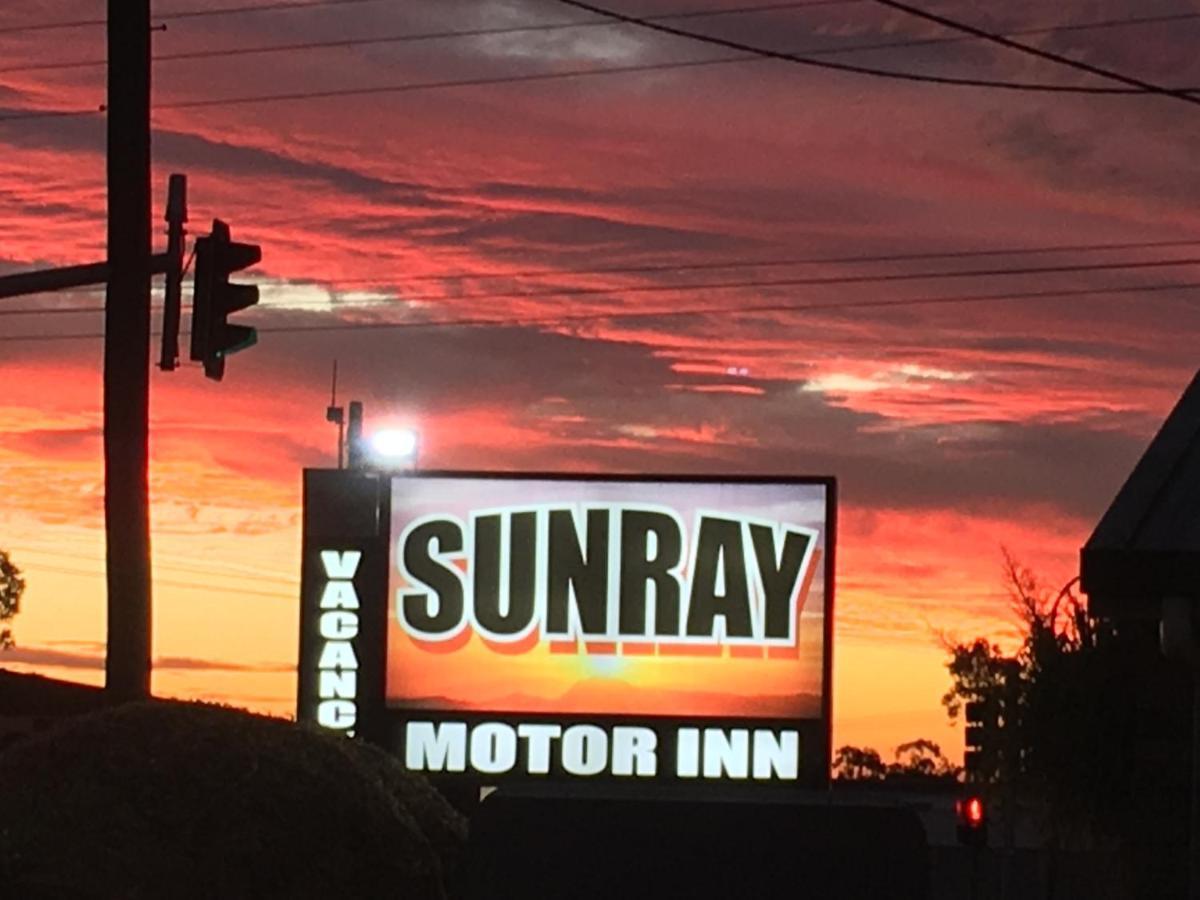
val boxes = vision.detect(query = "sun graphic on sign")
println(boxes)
[382,476,830,718]
[583,653,627,678]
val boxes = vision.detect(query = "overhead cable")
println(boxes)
[0,0,389,36]
[3,279,1197,343]
[152,255,1200,306]
[29,562,296,600]
[5,235,1199,315]
[2,7,1196,75]
[868,0,1200,107]
[1,14,1196,122]
[3,253,1199,318]
[550,0,1198,97]
[0,0,863,37]
[9,545,299,587]
[317,237,1200,286]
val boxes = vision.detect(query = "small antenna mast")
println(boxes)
[325,360,345,469]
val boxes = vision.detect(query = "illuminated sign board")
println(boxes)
[298,471,835,792]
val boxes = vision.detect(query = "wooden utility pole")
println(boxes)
[104,0,153,701]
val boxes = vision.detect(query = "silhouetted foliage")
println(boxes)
[0,550,23,650]
[833,739,959,784]
[0,700,465,900]
[891,738,959,780]
[941,637,1009,722]
[833,744,887,781]
[943,550,1191,876]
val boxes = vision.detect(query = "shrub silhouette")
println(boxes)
[0,700,465,900]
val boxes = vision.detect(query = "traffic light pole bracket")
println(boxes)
[0,174,186,303]
[0,252,177,301]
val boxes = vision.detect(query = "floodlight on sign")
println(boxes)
[369,428,419,468]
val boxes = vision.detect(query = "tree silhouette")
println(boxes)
[941,636,1008,721]
[891,739,959,780]
[0,701,465,899]
[942,551,1188,862]
[833,745,887,781]
[0,550,23,650]
[833,740,959,783]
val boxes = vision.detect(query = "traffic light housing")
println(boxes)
[955,795,988,848]
[190,218,260,381]
[963,699,996,782]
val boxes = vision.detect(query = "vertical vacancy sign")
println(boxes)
[299,472,835,793]
[297,470,389,742]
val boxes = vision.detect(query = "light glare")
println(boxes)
[371,427,419,461]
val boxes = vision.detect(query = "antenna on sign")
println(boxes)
[325,360,345,469]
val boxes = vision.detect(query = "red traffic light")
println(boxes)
[958,795,985,827]
[955,794,988,848]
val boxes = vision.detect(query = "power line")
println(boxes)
[0,2,853,74]
[0,0,860,40]
[8,533,299,581]
[1,332,102,342]
[28,562,296,600]
[3,279,1197,344]
[548,0,1199,97]
[305,237,1200,287]
[262,279,1200,333]
[3,60,749,123]
[0,306,117,317]
[4,7,1196,76]
[0,106,106,124]
[867,0,1200,108]
[3,253,1199,318]
[804,11,1200,57]
[168,255,1200,305]
[152,52,1191,115]
[9,545,298,587]
[4,236,1196,300]
[152,59,1113,114]
[158,0,396,23]
[1,11,1195,122]
[5,234,1200,321]
[0,17,104,37]
[0,0,392,37]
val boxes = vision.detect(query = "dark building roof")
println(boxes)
[0,668,107,717]
[1082,369,1200,617]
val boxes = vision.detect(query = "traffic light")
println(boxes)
[190,219,260,381]
[955,795,988,848]
[963,699,995,782]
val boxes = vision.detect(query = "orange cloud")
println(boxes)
[2,0,1196,761]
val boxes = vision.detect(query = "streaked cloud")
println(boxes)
[0,0,1197,752]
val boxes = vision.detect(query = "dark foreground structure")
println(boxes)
[466,791,929,900]
[5,683,1174,898]
[0,700,464,900]
[0,669,106,751]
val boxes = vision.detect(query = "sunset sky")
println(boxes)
[2,0,1200,762]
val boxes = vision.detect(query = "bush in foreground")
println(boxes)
[0,700,465,900]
